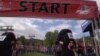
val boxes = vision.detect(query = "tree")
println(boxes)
[19,35,27,45]
[84,36,94,45]
[76,36,94,44]
[32,39,43,46]
[44,30,58,47]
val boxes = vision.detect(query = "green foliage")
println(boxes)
[33,39,43,46]
[76,36,94,44]
[22,52,51,56]
[84,36,94,44]
[19,35,27,45]
[44,30,58,47]
[18,35,44,46]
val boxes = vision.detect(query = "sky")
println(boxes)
[0,17,86,40]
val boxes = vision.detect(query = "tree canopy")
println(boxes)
[44,30,58,47]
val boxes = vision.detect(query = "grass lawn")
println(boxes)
[22,52,53,56]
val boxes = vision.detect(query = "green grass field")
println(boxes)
[22,52,53,56]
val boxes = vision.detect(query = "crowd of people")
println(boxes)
[0,29,99,56]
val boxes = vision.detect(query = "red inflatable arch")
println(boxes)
[0,0,98,19]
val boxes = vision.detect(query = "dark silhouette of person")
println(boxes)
[0,32,16,56]
[77,42,85,56]
[55,29,76,56]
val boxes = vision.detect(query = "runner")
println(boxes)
[55,29,76,56]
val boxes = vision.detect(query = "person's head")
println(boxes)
[1,32,16,40]
[1,32,16,49]
[58,29,73,39]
